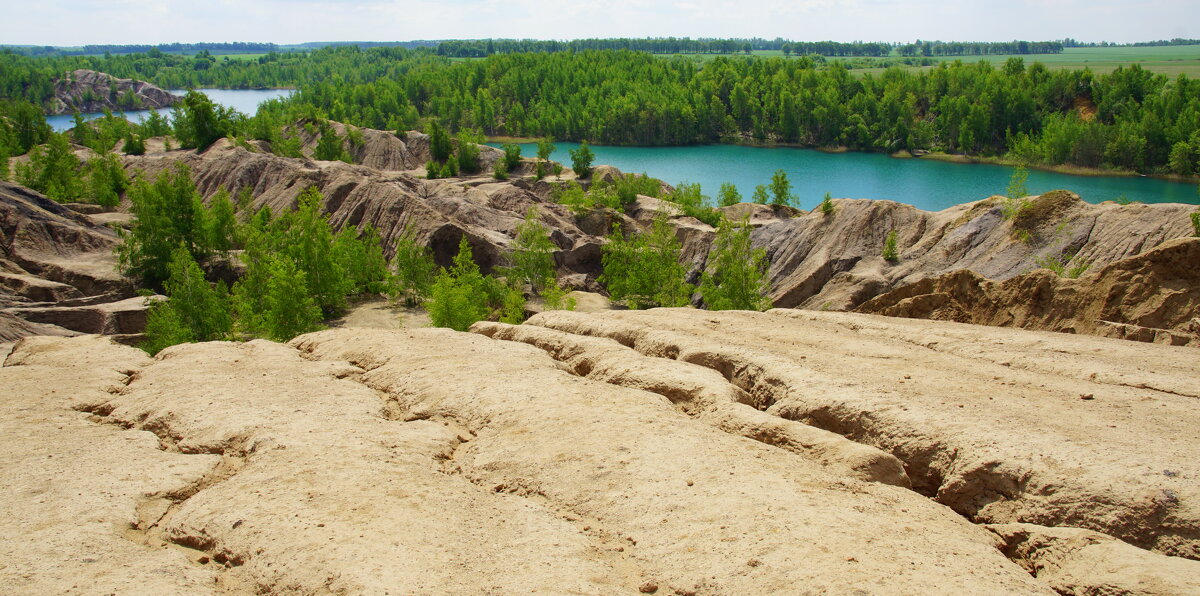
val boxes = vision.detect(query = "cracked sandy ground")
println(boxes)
[2,309,1198,595]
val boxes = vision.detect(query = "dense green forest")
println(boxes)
[3,43,1200,175]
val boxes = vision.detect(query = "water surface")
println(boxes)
[46,88,293,131]
[493,142,1199,212]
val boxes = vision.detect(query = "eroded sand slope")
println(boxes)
[2,310,1198,595]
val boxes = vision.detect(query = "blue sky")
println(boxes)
[1,0,1196,46]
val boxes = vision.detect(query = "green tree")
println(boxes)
[537,137,555,162]
[314,122,350,162]
[599,216,693,309]
[428,237,491,331]
[390,227,437,306]
[16,132,82,202]
[428,120,453,162]
[141,245,232,355]
[769,169,796,207]
[820,192,834,215]
[570,141,594,178]
[455,129,483,174]
[117,163,208,289]
[173,90,232,151]
[492,158,508,180]
[233,253,323,342]
[268,186,354,315]
[502,143,522,170]
[83,151,128,208]
[718,182,742,207]
[332,224,392,294]
[505,207,556,292]
[751,184,769,204]
[699,218,771,311]
[122,132,146,155]
[204,187,238,253]
[1006,165,1030,199]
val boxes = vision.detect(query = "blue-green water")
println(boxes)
[492,142,1199,212]
[46,88,293,132]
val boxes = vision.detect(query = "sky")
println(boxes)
[1,0,1197,47]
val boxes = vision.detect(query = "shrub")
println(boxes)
[699,218,771,311]
[1190,208,1199,237]
[122,133,146,155]
[333,224,393,294]
[769,169,797,207]
[428,237,491,331]
[117,163,208,289]
[83,151,129,207]
[455,130,483,174]
[390,227,437,306]
[504,207,556,292]
[502,143,521,170]
[314,122,350,162]
[141,246,232,355]
[751,184,769,204]
[233,253,323,342]
[666,181,721,226]
[718,182,741,207]
[882,230,899,262]
[820,192,834,215]
[16,132,82,202]
[492,159,508,180]
[1005,165,1029,199]
[570,141,594,178]
[542,278,577,311]
[600,215,693,309]
[1035,254,1090,278]
[425,160,441,179]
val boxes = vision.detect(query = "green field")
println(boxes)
[211,53,270,61]
[856,46,1200,77]
[652,45,1200,77]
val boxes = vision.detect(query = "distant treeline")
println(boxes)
[434,38,1063,58]
[1062,38,1200,48]
[3,42,282,57]
[896,40,1064,56]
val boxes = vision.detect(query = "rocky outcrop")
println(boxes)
[753,192,1195,312]
[0,182,140,350]
[4,310,1199,594]
[856,237,1200,346]
[48,69,180,115]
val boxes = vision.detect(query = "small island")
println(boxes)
[48,68,180,115]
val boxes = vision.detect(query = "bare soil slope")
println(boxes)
[3,310,1198,594]
[857,237,1200,346]
[0,182,140,351]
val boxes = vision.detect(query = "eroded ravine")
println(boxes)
[4,315,1198,595]
[517,309,1200,564]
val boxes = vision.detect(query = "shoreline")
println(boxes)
[488,135,1200,186]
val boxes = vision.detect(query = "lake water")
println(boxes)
[46,88,293,131]
[493,141,1199,212]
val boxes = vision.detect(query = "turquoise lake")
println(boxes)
[46,88,293,131]
[492,142,1200,213]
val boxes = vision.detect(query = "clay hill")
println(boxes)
[0,182,142,351]
[2,309,1199,594]
[2,121,1198,350]
[48,69,180,115]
